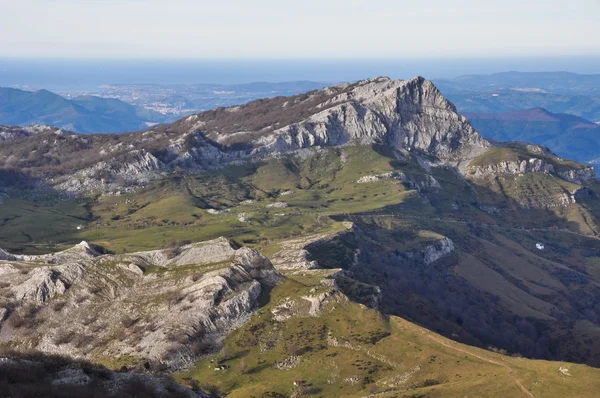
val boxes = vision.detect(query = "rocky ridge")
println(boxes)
[0,238,282,369]
[0,77,491,195]
[2,76,595,200]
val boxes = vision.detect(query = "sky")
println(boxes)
[1,0,599,59]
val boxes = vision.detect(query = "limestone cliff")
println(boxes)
[0,238,282,369]
[0,77,490,195]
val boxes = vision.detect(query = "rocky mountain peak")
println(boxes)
[189,75,490,163]
[2,77,492,194]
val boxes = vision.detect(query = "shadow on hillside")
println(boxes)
[308,181,600,368]
[0,168,95,254]
[0,349,199,398]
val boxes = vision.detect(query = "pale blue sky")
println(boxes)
[1,0,598,58]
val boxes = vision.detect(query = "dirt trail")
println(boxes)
[426,333,535,398]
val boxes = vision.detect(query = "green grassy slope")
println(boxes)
[4,143,600,384]
[177,271,600,397]
[2,145,412,254]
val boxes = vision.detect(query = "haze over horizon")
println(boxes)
[1,0,599,59]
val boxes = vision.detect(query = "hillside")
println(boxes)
[0,87,163,133]
[2,76,600,396]
[465,108,600,165]
[1,238,599,397]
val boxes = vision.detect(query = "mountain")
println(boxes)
[2,76,600,396]
[442,89,600,124]
[465,108,600,165]
[0,87,164,133]
[0,76,490,194]
[433,72,600,126]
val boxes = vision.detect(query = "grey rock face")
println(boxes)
[252,77,490,163]
[558,167,596,184]
[467,158,555,179]
[0,125,58,142]
[0,238,282,369]
[0,77,491,195]
[423,238,455,265]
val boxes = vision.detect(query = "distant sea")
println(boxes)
[1,56,600,92]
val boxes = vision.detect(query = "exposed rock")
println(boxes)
[266,202,288,209]
[3,241,100,264]
[356,171,441,191]
[272,248,318,271]
[558,167,596,184]
[0,308,7,327]
[302,289,338,317]
[559,366,572,376]
[357,172,408,184]
[467,158,554,179]
[11,264,85,304]
[0,77,490,195]
[423,238,455,265]
[273,355,300,370]
[0,238,282,369]
[270,230,354,271]
[252,77,489,164]
[0,249,17,261]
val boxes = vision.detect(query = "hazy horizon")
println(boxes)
[2,0,599,59]
[2,55,600,92]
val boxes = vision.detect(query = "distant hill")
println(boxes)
[435,71,600,95]
[0,87,163,133]
[465,108,600,165]
[434,72,600,123]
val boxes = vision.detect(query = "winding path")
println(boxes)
[425,333,535,397]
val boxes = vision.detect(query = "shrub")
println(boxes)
[53,330,76,345]
[51,301,67,312]
[120,315,139,329]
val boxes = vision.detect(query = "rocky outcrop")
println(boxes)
[3,241,100,264]
[0,238,282,369]
[252,77,489,163]
[0,249,17,261]
[270,225,354,271]
[11,264,85,304]
[423,238,455,265]
[558,167,596,184]
[0,125,58,142]
[54,150,165,194]
[0,77,490,195]
[357,172,409,184]
[356,171,441,190]
[467,158,555,179]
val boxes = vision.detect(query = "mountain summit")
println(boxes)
[0,77,492,193]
